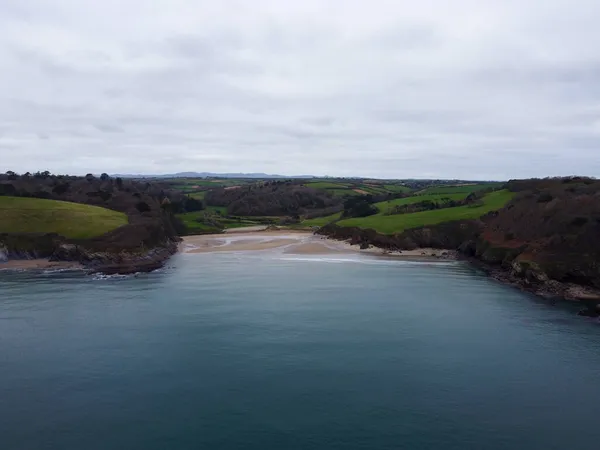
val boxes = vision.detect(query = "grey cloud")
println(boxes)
[0,0,599,179]
[94,124,124,133]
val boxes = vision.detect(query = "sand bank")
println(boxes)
[182,230,456,259]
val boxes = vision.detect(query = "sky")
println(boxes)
[1,0,599,180]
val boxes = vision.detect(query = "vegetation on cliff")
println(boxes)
[0,171,191,272]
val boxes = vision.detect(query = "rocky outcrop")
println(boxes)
[70,240,179,275]
[1,223,180,275]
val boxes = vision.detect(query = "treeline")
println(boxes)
[0,171,198,246]
[0,171,204,216]
[205,180,342,216]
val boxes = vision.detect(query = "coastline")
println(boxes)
[313,225,600,317]
[6,228,599,318]
[181,229,457,260]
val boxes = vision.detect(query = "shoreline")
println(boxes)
[6,229,598,317]
[181,229,457,260]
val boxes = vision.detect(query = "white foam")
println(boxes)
[278,255,459,266]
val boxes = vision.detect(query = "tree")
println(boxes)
[135,201,151,213]
[100,173,110,181]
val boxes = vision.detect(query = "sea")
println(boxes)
[2,251,600,450]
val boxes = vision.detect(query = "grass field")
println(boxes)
[306,181,350,190]
[205,205,228,215]
[0,196,128,239]
[176,209,277,234]
[374,193,468,215]
[176,211,222,234]
[336,190,514,234]
[417,183,501,195]
[383,184,412,193]
[302,212,342,227]
[188,192,206,200]
[306,180,413,198]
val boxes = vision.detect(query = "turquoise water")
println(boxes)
[2,252,600,450]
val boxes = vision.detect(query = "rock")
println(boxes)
[458,240,477,256]
[50,243,81,261]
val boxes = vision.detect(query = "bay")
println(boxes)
[1,252,600,450]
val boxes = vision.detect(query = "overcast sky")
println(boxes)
[1,0,599,179]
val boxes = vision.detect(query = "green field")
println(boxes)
[176,211,222,234]
[374,193,468,215]
[306,180,414,198]
[302,212,342,227]
[176,209,278,235]
[417,183,501,195]
[302,193,468,227]
[383,184,412,193]
[188,192,206,200]
[306,181,350,190]
[205,205,228,215]
[336,190,514,234]
[0,196,128,239]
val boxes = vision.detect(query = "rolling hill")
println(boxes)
[0,196,128,239]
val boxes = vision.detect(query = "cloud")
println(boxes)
[0,0,599,179]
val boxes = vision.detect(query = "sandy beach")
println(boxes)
[182,229,456,259]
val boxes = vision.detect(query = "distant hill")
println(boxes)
[113,172,315,179]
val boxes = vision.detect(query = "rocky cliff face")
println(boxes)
[0,216,181,275]
[0,173,185,274]
[318,221,600,315]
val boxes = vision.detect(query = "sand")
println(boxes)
[183,231,331,254]
[182,229,457,259]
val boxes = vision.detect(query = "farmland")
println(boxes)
[304,180,411,197]
[0,196,128,239]
[162,177,507,235]
[336,190,514,234]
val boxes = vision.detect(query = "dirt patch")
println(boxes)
[353,189,369,195]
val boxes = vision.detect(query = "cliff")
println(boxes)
[317,177,600,316]
[0,173,184,274]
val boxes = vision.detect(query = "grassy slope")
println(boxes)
[302,193,467,227]
[0,196,128,239]
[303,212,343,226]
[176,211,222,234]
[417,183,501,195]
[337,190,514,234]
[373,193,467,215]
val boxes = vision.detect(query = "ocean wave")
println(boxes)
[277,255,460,266]
[91,272,137,281]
